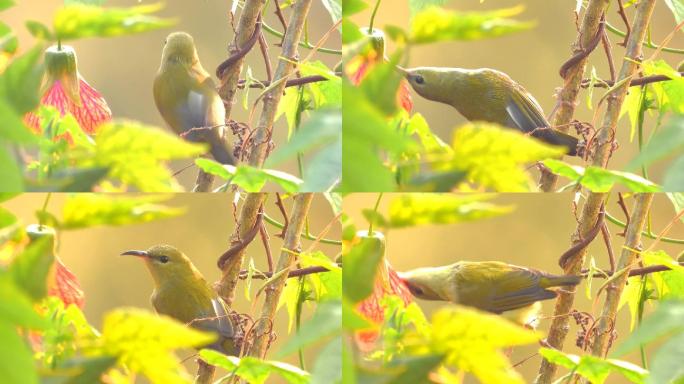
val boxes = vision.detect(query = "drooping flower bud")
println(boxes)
[25,45,112,139]
[345,28,413,113]
[352,230,413,352]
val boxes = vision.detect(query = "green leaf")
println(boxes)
[73,120,206,192]
[50,356,118,384]
[59,194,183,229]
[543,159,661,192]
[0,146,24,192]
[342,0,367,16]
[664,0,684,24]
[407,306,540,384]
[539,348,647,384]
[0,0,15,12]
[277,300,342,357]
[408,0,447,18]
[100,308,216,384]
[0,21,17,54]
[613,300,684,356]
[409,6,535,44]
[627,115,684,171]
[25,167,110,192]
[195,159,304,192]
[311,336,342,384]
[267,109,341,165]
[0,274,47,329]
[446,123,566,191]
[25,21,53,40]
[54,3,175,41]
[10,237,53,301]
[320,0,341,24]
[368,193,513,228]
[663,155,684,191]
[342,231,385,303]
[0,44,43,116]
[341,83,414,192]
[649,332,684,384]
[200,349,310,384]
[0,321,38,384]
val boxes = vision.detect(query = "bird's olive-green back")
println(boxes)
[402,261,580,314]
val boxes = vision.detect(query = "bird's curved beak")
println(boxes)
[121,250,149,258]
[395,65,409,77]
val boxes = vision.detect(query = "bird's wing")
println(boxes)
[456,262,555,313]
[211,297,235,339]
[505,87,549,134]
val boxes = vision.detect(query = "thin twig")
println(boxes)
[248,0,315,168]
[250,193,314,358]
[592,193,654,358]
[237,74,337,89]
[538,2,608,192]
[536,0,658,380]
[260,222,274,273]
[616,0,631,47]
[275,193,289,238]
[217,193,268,306]
[581,71,684,88]
[600,223,615,273]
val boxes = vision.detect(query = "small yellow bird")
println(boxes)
[121,245,237,354]
[398,261,581,325]
[153,32,236,165]
[403,67,580,156]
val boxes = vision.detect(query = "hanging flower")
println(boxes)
[345,28,413,114]
[350,230,413,352]
[25,45,111,140]
[49,258,85,309]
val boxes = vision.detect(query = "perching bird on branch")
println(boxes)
[402,67,581,156]
[398,261,581,325]
[153,32,236,165]
[121,245,238,354]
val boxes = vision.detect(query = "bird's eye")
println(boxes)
[159,255,170,263]
[408,285,423,295]
[414,75,425,85]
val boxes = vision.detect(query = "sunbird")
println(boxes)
[121,245,237,355]
[153,32,236,165]
[403,67,580,156]
[398,261,581,325]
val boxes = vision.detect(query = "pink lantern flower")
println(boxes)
[25,45,111,140]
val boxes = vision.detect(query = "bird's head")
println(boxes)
[121,244,199,286]
[161,32,199,66]
[403,67,469,105]
[396,267,447,301]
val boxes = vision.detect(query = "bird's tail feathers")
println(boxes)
[541,129,579,156]
[541,274,582,288]
[210,142,236,165]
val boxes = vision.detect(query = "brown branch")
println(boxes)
[538,1,609,192]
[237,74,336,89]
[217,208,263,270]
[218,0,265,120]
[217,193,268,306]
[616,0,631,47]
[581,71,684,88]
[258,32,273,82]
[559,207,605,269]
[601,30,616,82]
[275,192,289,238]
[248,0,314,167]
[250,193,314,358]
[195,359,215,384]
[239,265,334,280]
[592,193,654,357]
[583,260,684,278]
[217,19,262,80]
[273,0,289,39]
[536,0,658,381]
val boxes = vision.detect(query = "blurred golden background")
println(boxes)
[4,0,341,190]
[345,193,684,382]
[351,0,683,185]
[3,193,341,380]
